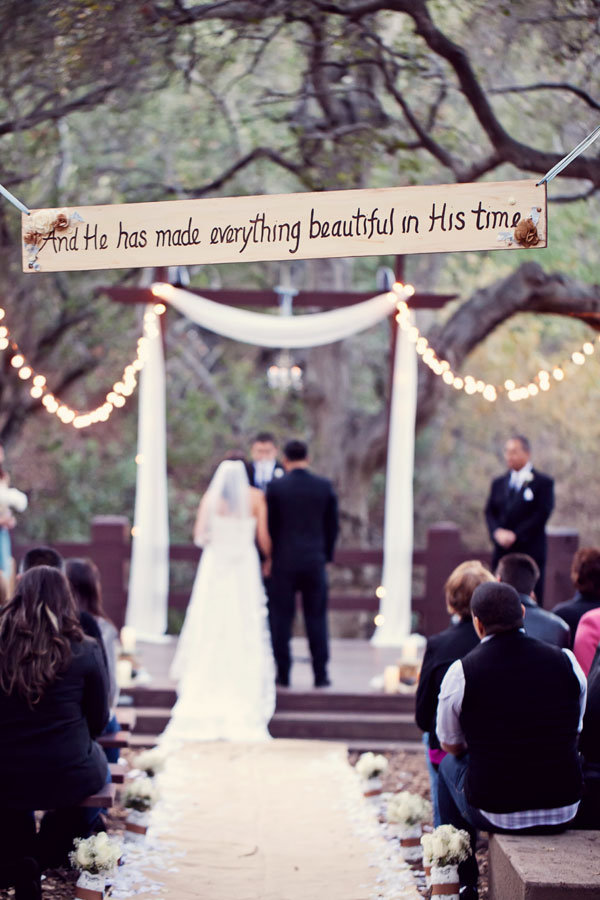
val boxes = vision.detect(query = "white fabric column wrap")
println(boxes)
[126,305,170,637]
[371,323,417,646]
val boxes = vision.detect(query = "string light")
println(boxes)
[0,304,166,429]
[391,283,598,403]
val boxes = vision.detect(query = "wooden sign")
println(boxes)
[22,180,546,273]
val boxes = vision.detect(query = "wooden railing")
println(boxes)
[14,518,579,635]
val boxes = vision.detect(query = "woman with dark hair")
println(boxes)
[66,558,120,762]
[66,558,119,710]
[416,560,495,825]
[552,547,600,643]
[0,566,109,899]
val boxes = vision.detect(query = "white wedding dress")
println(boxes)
[163,461,276,743]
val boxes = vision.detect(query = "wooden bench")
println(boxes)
[97,730,130,750]
[488,831,600,899]
[108,762,127,784]
[80,781,117,808]
[116,707,137,732]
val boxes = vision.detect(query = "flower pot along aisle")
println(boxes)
[355,752,388,797]
[430,864,460,898]
[125,809,151,841]
[398,822,423,862]
[75,871,106,900]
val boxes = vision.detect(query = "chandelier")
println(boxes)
[267,280,303,391]
[267,350,303,391]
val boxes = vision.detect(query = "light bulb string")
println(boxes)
[0,302,166,429]
[391,288,596,403]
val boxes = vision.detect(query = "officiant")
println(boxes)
[249,432,285,491]
[484,435,554,605]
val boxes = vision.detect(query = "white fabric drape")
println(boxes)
[371,323,417,646]
[126,304,170,637]
[126,284,414,644]
[152,283,398,348]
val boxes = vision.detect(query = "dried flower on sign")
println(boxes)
[514,217,539,247]
[54,209,70,232]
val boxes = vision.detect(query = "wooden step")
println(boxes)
[269,711,421,742]
[132,706,420,743]
[123,684,416,715]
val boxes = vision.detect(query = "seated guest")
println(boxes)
[415,560,495,826]
[20,546,107,655]
[66,558,121,762]
[0,566,109,899]
[496,553,570,647]
[552,547,600,644]
[574,607,600,677]
[437,582,586,898]
[576,647,600,827]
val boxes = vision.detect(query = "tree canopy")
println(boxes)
[1,0,600,544]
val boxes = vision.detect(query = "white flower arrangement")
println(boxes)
[133,748,167,777]
[69,832,121,875]
[428,824,472,867]
[123,778,159,812]
[420,832,433,867]
[355,752,388,781]
[386,791,432,826]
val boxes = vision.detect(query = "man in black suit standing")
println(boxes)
[485,435,554,605]
[248,431,285,491]
[266,440,339,688]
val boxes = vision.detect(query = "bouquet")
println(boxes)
[70,832,121,899]
[386,791,431,826]
[426,824,472,899]
[69,832,121,875]
[133,748,167,778]
[428,824,472,867]
[355,752,388,781]
[123,778,158,812]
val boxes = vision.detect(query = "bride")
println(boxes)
[163,458,276,742]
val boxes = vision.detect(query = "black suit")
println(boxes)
[485,468,554,603]
[416,618,480,753]
[519,592,571,647]
[249,460,285,491]
[266,468,339,683]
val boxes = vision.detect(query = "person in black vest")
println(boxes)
[496,553,570,647]
[0,566,109,900]
[248,432,285,491]
[266,440,339,687]
[436,582,585,898]
[415,560,494,826]
[485,435,554,605]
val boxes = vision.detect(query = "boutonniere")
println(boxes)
[274,468,284,478]
[522,471,534,484]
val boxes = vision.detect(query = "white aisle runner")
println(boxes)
[112,740,420,900]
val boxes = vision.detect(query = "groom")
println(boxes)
[266,440,339,687]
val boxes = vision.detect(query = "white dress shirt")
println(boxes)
[509,461,533,491]
[436,633,587,829]
[254,459,276,489]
